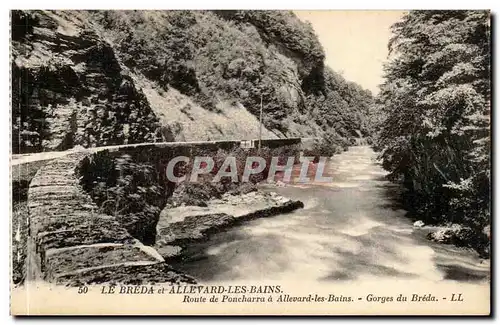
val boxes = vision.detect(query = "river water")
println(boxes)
[170,146,490,286]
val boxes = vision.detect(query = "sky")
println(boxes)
[294,10,405,94]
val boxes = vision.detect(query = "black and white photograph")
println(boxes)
[9,9,491,315]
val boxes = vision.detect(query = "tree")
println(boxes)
[375,10,490,253]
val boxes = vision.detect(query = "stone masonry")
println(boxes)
[27,152,195,286]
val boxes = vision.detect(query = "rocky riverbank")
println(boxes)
[412,221,490,258]
[155,190,304,261]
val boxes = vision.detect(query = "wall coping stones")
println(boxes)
[27,151,190,285]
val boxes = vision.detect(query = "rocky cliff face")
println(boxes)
[12,11,161,153]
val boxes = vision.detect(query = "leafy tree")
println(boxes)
[375,10,490,253]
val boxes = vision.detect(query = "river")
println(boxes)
[170,146,490,286]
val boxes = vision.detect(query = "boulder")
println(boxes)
[427,229,454,244]
[413,220,425,228]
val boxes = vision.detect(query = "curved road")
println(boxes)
[171,146,490,285]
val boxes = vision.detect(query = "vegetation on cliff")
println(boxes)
[12,10,373,154]
[80,152,168,245]
[92,10,373,148]
[11,10,161,153]
[79,142,300,247]
[374,11,490,255]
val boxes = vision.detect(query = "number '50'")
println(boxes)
[78,286,88,294]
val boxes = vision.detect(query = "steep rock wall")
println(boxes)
[12,11,161,154]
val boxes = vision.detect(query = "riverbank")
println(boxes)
[418,222,490,259]
[155,190,304,261]
[168,146,489,284]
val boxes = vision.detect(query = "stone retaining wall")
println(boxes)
[25,138,308,285]
[27,152,195,285]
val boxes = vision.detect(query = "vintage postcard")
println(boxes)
[10,9,491,315]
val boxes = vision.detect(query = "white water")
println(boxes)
[171,146,490,285]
